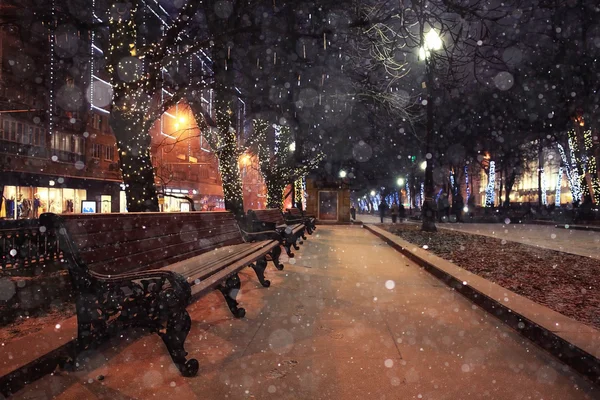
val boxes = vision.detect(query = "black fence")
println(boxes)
[0,219,61,276]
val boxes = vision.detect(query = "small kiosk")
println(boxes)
[305,177,351,223]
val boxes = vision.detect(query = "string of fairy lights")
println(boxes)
[583,128,600,203]
[485,161,496,207]
[568,126,600,204]
[557,142,581,203]
[540,168,547,206]
[48,0,56,137]
[555,166,563,207]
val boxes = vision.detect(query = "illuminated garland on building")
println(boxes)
[555,167,563,206]
[49,0,56,137]
[420,182,424,207]
[485,161,496,207]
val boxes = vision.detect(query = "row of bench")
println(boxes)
[38,208,316,377]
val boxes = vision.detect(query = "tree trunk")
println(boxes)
[215,92,245,220]
[266,181,285,209]
[294,177,304,210]
[504,170,516,208]
[110,111,159,212]
[188,51,246,220]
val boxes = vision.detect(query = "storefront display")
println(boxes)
[100,195,112,213]
[1,185,87,219]
[82,201,97,213]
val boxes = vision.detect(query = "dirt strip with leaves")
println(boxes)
[383,224,600,330]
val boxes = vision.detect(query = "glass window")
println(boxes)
[92,143,102,158]
[23,126,33,145]
[93,114,102,130]
[100,195,111,213]
[39,129,45,147]
[104,146,114,161]
[34,128,40,146]
[2,120,8,141]
[16,123,23,143]
[10,122,16,141]
[73,136,84,155]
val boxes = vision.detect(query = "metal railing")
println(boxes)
[0,219,61,275]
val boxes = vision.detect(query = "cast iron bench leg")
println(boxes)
[75,294,108,353]
[160,309,199,377]
[284,242,295,258]
[218,274,246,318]
[251,258,271,287]
[269,245,284,270]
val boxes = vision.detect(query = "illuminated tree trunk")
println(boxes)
[294,177,304,210]
[266,181,286,209]
[189,93,245,220]
[214,93,245,220]
[107,1,159,212]
[110,111,159,212]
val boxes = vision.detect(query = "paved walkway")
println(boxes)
[359,215,600,260]
[12,227,596,399]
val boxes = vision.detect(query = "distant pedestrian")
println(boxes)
[438,193,450,222]
[399,203,406,221]
[350,205,356,221]
[378,200,387,223]
[390,202,399,223]
[453,193,464,222]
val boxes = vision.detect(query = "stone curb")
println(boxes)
[363,223,600,386]
[555,224,600,232]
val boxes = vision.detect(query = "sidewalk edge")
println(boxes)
[0,340,75,397]
[363,223,600,385]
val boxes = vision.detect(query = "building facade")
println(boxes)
[0,1,265,219]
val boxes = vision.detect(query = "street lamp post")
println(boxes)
[420,29,442,232]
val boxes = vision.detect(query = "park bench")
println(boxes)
[39,211,284,377]
[287,207,317,234]
[247,208,306,257]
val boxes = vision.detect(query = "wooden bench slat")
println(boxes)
[189,241,278,297]
[166,241,276,283]
[85,233,246,275]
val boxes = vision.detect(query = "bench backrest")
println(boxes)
[287,208,303,217]
[42,212,244,275]
[248,209,285,225]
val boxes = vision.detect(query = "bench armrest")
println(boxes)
[240,229,283,244]
[90,269,192,304]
